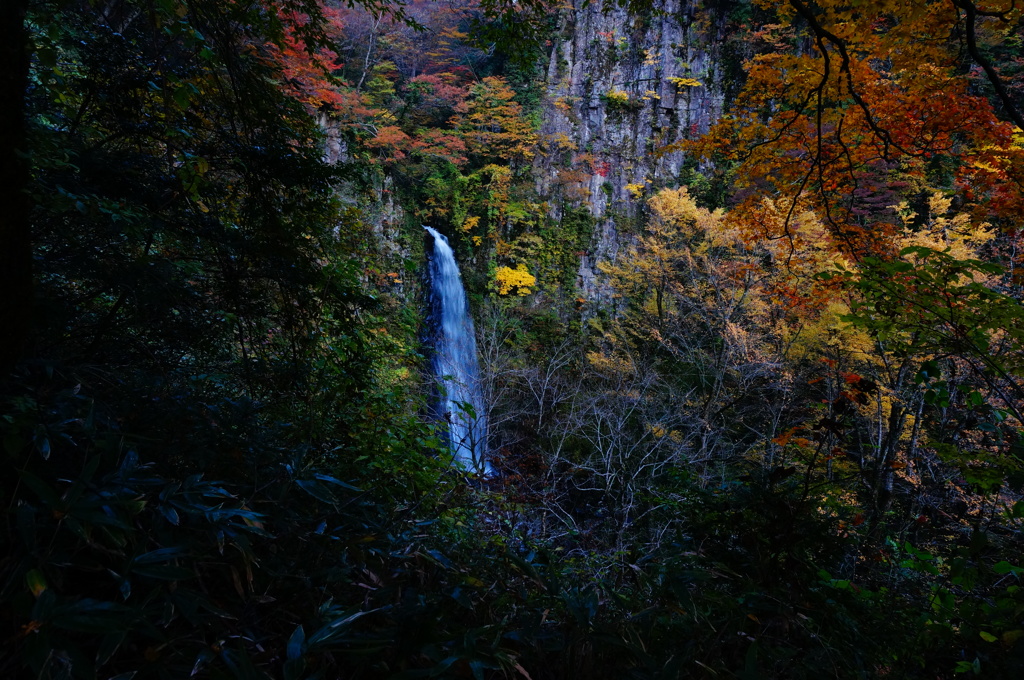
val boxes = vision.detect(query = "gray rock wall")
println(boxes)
[534,0,729,299]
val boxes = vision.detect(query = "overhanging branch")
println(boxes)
[950,0,1024,130]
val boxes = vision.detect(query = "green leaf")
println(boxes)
[992,561,1023,576]
[313,473,361,492]
[954,659,978,674]
[26,569,47,597]
[454,399,477,419]
[426,549,453,569]
[97,631,127,666]
[132,547,186,565]
[173,85,192,108]
[286,625,305,661]
[159,505,180,525]
[307,610,371,646]
[295,479,337,505]
[34,427,51,459]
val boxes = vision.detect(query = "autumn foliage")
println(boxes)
[689,0,1024,259]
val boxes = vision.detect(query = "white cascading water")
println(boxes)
[424,226,491,475]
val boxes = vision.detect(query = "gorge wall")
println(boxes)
[324,1,742,304]
[533,0,736,299]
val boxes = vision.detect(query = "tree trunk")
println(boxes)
[0,0,33,375]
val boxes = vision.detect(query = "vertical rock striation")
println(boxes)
[534,0,733,299]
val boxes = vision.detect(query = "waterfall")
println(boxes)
[424,226,491,475]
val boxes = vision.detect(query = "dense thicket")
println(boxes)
[0,1,440,677]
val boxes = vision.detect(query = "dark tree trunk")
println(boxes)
[0,0,33,375]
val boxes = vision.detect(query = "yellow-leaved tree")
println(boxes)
[493,263,536,296]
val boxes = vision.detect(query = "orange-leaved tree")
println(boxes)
[682,0,1024,487]
[686,0,1024,259]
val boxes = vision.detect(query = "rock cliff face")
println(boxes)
[323,2,738,304]
[534,0,733,299]
[319,114,407,291]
